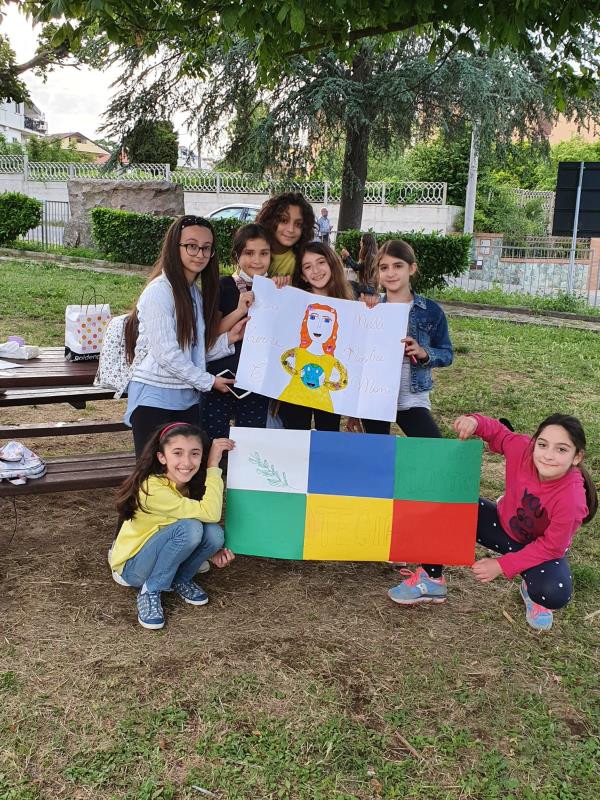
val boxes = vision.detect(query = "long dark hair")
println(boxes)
[231,222,270,263]
[116,423,210,521]
[531,413,597,523]
[293,242,354,300]
[256,192,315,252]
[125,215,221,361]
[358,233,378,289]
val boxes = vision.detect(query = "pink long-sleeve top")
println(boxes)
[471,415,588,579]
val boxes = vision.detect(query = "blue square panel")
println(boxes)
[307,430,396,498]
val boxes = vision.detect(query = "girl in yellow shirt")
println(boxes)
[111,422,235,630]
[256,192,316,278]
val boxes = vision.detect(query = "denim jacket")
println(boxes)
[383,292,453,392]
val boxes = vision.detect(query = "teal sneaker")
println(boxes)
[388,567,448,605]
[136,589,165,630]
[520,581,553,631]
[172,578,209,606]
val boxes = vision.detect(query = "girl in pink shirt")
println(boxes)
[389,413,597,631]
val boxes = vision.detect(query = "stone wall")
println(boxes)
[63,179,185,247]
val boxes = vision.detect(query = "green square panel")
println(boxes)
[225,489,307,559]
[394,438,482,504]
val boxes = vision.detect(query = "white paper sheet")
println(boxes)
[235,276,409,421]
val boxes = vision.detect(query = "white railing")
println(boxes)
[0,155,25,173]
[172,170,447,204]
[0,158,447,204]
[510,188,555,213]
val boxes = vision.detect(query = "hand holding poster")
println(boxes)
[225,427,483,565]
[235,276,409,422]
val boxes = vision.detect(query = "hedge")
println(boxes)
[336,229,472,293]
[91,208,240,266]
[0,192,43,246]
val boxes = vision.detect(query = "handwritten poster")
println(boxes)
[225,427,483,564]
[235,276,409,421]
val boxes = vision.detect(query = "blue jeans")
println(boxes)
[121,519,224,593]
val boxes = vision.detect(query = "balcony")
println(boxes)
[24,116,48,134]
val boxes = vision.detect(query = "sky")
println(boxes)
[1,5,197,149]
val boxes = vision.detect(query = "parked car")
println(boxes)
[207,204,261,222]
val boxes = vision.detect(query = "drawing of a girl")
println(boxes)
[279,302,348,412]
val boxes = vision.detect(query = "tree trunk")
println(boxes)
[337,50,371,232]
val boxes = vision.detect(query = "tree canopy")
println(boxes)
[6,0,600,98]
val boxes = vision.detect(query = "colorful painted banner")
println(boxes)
[225,427,483,564]
[234,276,409,422]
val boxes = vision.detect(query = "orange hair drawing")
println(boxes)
[299,303,339,355]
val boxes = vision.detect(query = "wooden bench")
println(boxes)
[0,385,117,409]
[0,421,134,498]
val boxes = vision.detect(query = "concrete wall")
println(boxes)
[0,177,462,234]
[184,192,462,234]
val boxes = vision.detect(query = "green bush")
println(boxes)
[0,192,42,245]
[91,208,240,266]
[335,229,471,292]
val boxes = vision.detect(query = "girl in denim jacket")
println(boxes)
[347,239,453,591]
[348,239,453,438]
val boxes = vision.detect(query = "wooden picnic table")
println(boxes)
[0,346,97,389]
[0,347,118,408]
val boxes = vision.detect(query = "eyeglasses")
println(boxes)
[179,243,215,257]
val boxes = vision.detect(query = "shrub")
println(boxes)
[91,208,240,266]
[0,192,42,245]
[335,229,471,293]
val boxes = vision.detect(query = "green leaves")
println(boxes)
[289,5,305,34]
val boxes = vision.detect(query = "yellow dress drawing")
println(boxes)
[279,303,348,412]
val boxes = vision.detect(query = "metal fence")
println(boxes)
[19,200,71,249]
[0,156,447,204]
[446,236,599,308]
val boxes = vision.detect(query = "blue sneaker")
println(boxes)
[172,578,209,606]
[520,581,553,631]
[388,567,448,605]
[136,589,164,630]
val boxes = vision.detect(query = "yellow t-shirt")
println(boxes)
[269,249,296,277]
[279,348,347,412]
[110,468,224,572]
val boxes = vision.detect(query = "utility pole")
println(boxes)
[463,123,480,235]
[196,118,202,169]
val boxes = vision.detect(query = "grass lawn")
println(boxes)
[1,259,599,800]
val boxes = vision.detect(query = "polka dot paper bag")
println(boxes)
[64,290,111,362]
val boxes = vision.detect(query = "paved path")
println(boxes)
[441,302,600,332]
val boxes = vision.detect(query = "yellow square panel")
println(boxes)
[303,495,392,561]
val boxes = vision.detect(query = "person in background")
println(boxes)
[317,207,333,244]
[340,232,378,296]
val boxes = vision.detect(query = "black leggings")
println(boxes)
[202,390,270,440]
[362,407,441,438]
[130,404,201,458]
[279,401,341,432]
[473,498,572,609]
[362,407,441,575]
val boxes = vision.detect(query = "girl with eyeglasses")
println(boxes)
[123,216,247,456]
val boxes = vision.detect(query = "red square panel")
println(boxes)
[390,500,477,566]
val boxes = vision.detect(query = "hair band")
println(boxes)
[159,422,190,440]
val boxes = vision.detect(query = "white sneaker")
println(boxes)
[198,560,210,574]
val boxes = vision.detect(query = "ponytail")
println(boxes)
[578,464,598,524]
